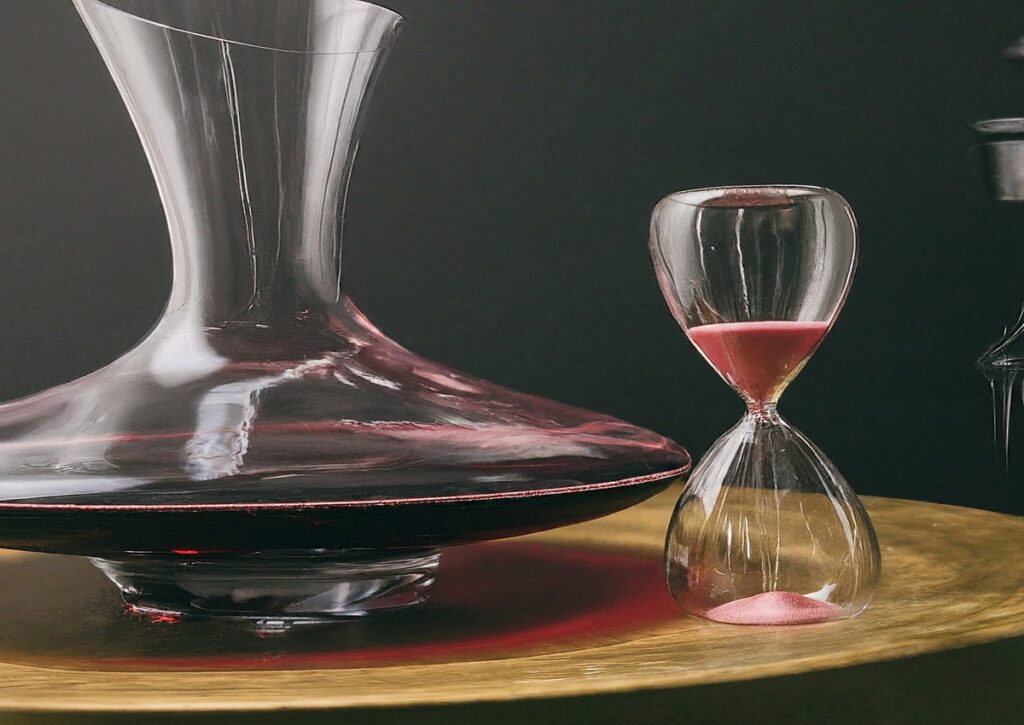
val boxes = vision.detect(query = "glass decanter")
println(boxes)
[974,118,1024,465]
[650,186,880,625]
[973,39,1024,467]
[0,0,689,628]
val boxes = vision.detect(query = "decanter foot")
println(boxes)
[91,549,441,632]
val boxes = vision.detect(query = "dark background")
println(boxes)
[2,0,1024,514]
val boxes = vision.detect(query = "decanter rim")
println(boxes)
[973,117,1024,136]
[0,464,691,511]
[77,0,404,56]
[659,185,840,209]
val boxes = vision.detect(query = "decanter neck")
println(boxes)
[77,0,401,326]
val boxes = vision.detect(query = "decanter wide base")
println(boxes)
[91,549,441,632]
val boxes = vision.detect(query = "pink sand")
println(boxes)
[687,321,829,403]
[704,591,843,625]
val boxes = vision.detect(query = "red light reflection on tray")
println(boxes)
[0,542,679,672]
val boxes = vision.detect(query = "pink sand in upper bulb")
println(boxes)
[704,591,844,625]
[687,321,829,403]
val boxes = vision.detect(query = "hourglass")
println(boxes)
[650,186,880,625]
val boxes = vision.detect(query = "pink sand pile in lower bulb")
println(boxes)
[704,591,844,625]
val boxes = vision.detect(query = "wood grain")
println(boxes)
[0,486,1021,715]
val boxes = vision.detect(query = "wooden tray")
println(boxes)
[0,486,1021,717]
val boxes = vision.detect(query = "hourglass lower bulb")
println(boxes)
[650,186,881,625]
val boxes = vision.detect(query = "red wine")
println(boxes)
[0,474,675,557]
